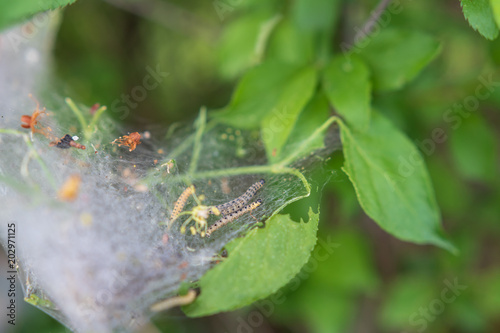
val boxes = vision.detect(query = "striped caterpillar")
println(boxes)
[211,179,264,216]
[206,199,262,237]
[170,185,195,221]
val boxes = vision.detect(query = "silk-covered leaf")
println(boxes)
[183,209,319,317]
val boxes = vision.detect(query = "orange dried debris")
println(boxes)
[20,94,54,139]
[112,132,142,151]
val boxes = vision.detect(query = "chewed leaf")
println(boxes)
[337,111,456,253]
[354,29,441,91]
[183,208,319,317]
[460,0,499,40]
[323,55,371,130]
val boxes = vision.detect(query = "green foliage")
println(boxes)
[217,10,278,79]
[0,0,77,31]
[460,0,499,40]
[354,29,441,91]
[291,0,340,33]
[338,112,456,252]
[491,0,500,30]
[278,93,330,160]
[271,228,378,333]
[183,209,319,317]
[260,66,317,161]
[212,62,315,129]
[323,55,371,130]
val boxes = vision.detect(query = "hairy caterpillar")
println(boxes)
[170,185,195,221]
[206,199,262,237]
[211,179,264,216]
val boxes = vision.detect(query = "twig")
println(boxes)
[359,0,393,37]
[188,107,207,175]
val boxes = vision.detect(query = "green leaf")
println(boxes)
[460,0,499,40]
[354,29,441,91]
[323,55,371,130]
[292,0,341,33]
[266,18,315,65]
[0,0,77,31]
[278,92,330,161]
[261,66,317,161]
[337,111,456,253]
[217,10,279,79]
[491,0,500,29]
[212,62,316,130]
[183,209,319,317]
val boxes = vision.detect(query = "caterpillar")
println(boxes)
[206,199,262,237]
[211,179,264,216]
[170,185,195,221]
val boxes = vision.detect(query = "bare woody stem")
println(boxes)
[359,0,393,38]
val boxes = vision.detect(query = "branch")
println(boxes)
[360,0,393,37]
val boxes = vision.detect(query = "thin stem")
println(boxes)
[65,98,89,139]
[0,129,25,136]
[22,135,57,190]
[88,105,108,133]
[0,129,55,191]
[188,107,207,175]
[277,117,336,167]
[20,150,36,185]
[174,165,272,183]
[360,0,392,37]
[254,14,282,64]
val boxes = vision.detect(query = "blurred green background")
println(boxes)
[2,0,500,332]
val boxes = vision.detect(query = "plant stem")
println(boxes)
[360,0,392,37]
[0,129,25,136]
[87,105,108,134]
[254,14,282,64]
[277,117,336,167]
[0,129,58,190]
[175,165,271,183]
[22,135,57,190]
[188,108,207,175]
[65,98,89,139]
